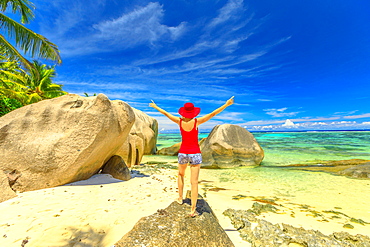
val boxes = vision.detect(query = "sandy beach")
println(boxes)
[0,169,177,247]
[0,166,248,247]
[1,163,369,247]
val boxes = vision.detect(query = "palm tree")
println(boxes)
[0,58,66,105]
[0,54,26,115]
[24,60,66,103]
[0,0,61,71]
[0,53,29,104]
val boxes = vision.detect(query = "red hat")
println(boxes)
[178,102,200,118]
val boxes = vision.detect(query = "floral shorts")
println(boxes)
[178,153,202,165]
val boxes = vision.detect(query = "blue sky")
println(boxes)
[21,0,370,131]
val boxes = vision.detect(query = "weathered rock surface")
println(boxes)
[224,206,370,247]
[0,94,135,197]
[101,155,131,181]
[115,193,234,247]
[338,163,370,179]
[117,108,158,167]
[287,160,370,180]
[0,172,17,202]
[200,124,264,168]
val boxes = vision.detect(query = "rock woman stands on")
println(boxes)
[149,97,234,217]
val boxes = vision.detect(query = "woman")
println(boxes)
[149,97,234,217]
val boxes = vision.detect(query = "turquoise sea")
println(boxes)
[155,131,370,166]
[143,130,370,235]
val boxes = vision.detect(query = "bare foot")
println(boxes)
[190,208,198,217]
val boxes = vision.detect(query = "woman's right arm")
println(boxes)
[149,101,180,124]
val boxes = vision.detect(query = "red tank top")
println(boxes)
[179,118,201,154]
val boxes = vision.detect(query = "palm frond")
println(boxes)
[0,87,28,105]
[0,13,61,64]
[0,33,34,70]
[0,0,35,24]
[26,92,42,104]
[0,70,27,86]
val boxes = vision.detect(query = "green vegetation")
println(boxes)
[0,1,65,117]
[84,93,97,97]
[0,0,61,70]
[0,95,22,116]
[1,58,67,116]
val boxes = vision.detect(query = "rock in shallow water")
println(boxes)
[223,205,370,247]
[338,163,370,179]
[200,124,264,168]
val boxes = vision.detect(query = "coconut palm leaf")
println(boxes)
[0,13,62,64]
[0,0,34,24]
[0,33,34,70]
[0,87,28,105]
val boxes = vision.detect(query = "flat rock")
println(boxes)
[287,160,370,180]
[115,193,234,247]
[224,206,370,247]
[338,163,370,179]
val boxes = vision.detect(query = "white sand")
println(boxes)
[0,170,180,247]
[0,168,248,247]
[1,166,368,247]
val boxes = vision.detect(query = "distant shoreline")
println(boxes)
[159,129,370,134]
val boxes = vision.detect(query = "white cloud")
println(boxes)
[264,107,300,117]
[59,80,148,91]
[282,119,296,127]
[343,113,370,119]
[334,110,358,116]
[93,2,186,47]
[45,2,187,56]
[247,119,370,131]
[213,112,245,121]
[207,0,244,29]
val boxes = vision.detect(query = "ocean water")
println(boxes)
[155,131,370,166]
[143,131,370,235]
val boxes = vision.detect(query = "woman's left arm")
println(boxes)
[197,96,234,125]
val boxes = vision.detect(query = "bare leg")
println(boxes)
[177,164,187,203]
[190,164,200,214]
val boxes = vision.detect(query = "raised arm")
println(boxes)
[149,100,180,124]
[197,96,234,125]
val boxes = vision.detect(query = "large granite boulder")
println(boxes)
[224,206,370,247]
[0,94,135,196]
[115,192,234,247]
[200,124,264,168]
[117,108,158,167]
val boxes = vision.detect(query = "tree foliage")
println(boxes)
[0,0,61,71]
[0,56,67,116]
